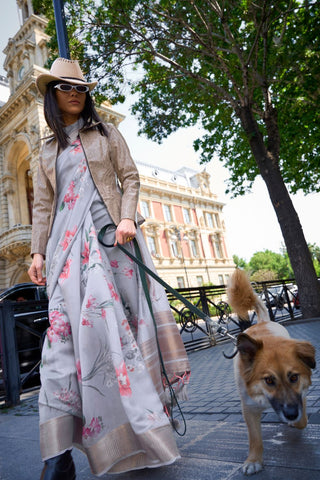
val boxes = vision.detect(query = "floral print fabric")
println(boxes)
[39,122,190,475]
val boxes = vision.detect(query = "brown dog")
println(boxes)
[227,269,316,475]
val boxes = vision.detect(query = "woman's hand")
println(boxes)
[28,254,46,285]
[115,219,136,245]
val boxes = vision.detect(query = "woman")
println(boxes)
[28,58,190,479]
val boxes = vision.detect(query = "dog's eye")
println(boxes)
[289,373,299,383]
[264,376,276,386]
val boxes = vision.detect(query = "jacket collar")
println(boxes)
[41,120,103,143]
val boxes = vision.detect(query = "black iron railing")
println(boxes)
[166,279,302,352]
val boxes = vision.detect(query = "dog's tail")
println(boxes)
[227,269,269,324]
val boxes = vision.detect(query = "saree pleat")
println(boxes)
[39,122,190,476]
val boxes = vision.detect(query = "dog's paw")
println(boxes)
[242,461,263,475]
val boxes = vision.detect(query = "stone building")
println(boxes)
[0,0,234,290]
[137,162,234,288]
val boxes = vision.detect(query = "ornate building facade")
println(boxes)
[137,162,234,288]
[0,1,234,290]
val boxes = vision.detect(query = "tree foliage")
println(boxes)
[33,0,320,195]
[32,0,320,317]
[248,249,293,279]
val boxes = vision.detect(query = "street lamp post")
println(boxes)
[52,0,70,59]
[171,226,190,288]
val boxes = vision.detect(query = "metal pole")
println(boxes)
[52,0,70,59]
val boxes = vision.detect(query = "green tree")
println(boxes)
[233,255,247,269]
[309,243,320,276]
[248,249,293,279]
[33,0,320,317]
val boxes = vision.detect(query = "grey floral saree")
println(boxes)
[39,122,190,476]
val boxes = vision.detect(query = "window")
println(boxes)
[183,208,191,224]
[163,205,172,222]
[206,212,214,228]
[170,239,179,257]
[147,236,157,256]
[218,275,224,285]
[177,276,185,288]
[196,275,204,286]
[214,234,223,258]
[140,200,150,218]
[214,213,220,228]
[190,239,197,256]
[224,274,230,285]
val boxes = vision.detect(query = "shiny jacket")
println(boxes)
[31,122,143,256]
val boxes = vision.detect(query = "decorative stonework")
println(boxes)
[0,225,32,261]
[1,173,15,195]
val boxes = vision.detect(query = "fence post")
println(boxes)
[199,287,210,316]
[0,302,21,406]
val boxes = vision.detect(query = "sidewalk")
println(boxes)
[1,318,320,479]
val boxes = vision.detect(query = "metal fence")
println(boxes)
[166,279,301,352]
[0,279,302,406]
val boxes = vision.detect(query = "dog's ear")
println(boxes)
[295,341,316,369]
[237,333,263,363]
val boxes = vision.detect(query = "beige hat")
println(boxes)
[36,57,97,96]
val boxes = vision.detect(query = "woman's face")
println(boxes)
[55,84,87,125]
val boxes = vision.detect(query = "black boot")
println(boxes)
[40,450,76,480]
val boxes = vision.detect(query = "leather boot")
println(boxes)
[40,450,76,480]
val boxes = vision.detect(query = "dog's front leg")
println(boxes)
[242,405,264,475]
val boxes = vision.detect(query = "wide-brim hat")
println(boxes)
[36,57,97,96]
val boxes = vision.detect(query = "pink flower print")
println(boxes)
[82,417,104,439]
[60,227,77,251]
[81,317,93,328]
[54,388,81,413]
[101,308,106,320]
[97,249,102,262]
[47,310,72,343]
[76,157,87,173]
[123,267,134,279]
[76,360,82,382]
[121,319,130,332]
[88,226,97,239]
[63,181,79,210]
[116,361,132,397]
[71,140,82,153]
[110,260,119,268]
[138,318,146,326]
[59,258,72,282]
[108,283,119,302]
[86,295,97,309]
[81,241,90,265]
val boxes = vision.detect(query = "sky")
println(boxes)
[1,1,319,262]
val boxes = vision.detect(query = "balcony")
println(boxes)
[0,225,32,261]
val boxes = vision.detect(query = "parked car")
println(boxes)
[0,282,47,302]
[0,283,48,391]
[260,285,294,309]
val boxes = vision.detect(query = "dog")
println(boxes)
[227,269,316,475]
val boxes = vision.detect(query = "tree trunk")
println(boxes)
[239,106,320,318]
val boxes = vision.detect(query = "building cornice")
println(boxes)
[0,225,31,261]
[0,72,40,128]
[139,175,225,209]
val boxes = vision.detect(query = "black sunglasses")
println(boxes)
[54,83,89,93]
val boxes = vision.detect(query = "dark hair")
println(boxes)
[43,81,108,149]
